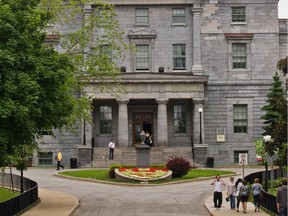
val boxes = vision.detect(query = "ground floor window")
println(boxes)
[100,106,112,134]
[173,105,187,133]
[38,152,53,166]
[234,150,248,164]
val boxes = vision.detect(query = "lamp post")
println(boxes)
[83,110,87,145]
[263,135,271,191]
[198,108,203,144]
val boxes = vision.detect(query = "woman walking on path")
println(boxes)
[211,175,226,210]
[239,180,250,213]
[227,176,236,210]
[235,178,243,212]
[252,178,263,212]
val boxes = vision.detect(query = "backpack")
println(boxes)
[240,185,250,196]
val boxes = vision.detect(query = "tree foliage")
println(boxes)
[277,56,287,76]
[0,0,129,167]
[260,72,287,166]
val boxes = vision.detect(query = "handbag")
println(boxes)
[226,197,230,202]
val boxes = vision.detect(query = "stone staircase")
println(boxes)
[91,146,194,168]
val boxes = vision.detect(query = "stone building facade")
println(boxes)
[33,0,287,167]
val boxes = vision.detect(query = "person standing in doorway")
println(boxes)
[252,178,263,212]
[276,178,287,216]
[56,150,64,170]
[108,139,115,160]
[211,175,226,210]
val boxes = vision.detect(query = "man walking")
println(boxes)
[57,150,64,170]
[211,175,226,210]
[276,178,287,216]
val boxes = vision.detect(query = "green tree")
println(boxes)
[261,72,287,166]
[0,0,129,168]
[277,56,287,76]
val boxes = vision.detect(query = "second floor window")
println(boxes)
[232,7,246,22]
[173,44,186,70]
[174,105,187,133]
[233,105,247,133]
[100,45,112,62]
[172,8,186,24]
[100,106,112,134]
[136,9,149,25]
[232,43,247,69]
[136,44,149,70]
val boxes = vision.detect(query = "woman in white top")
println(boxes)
[235,178,243,212]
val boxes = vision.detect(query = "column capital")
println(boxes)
[156,99,169,104]
[117,99,129,104]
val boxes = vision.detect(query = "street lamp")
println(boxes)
[83,110,87,145]
[263,135,272,191]
[198,108,203,144]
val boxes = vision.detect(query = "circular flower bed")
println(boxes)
[115,167,172,182]
[119,167,169,179]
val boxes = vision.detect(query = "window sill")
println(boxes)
[228,69,251,73]
[172,69,187,72]
[171,23,187,27]
[134,23,149,27]
[172,133,187,137]
[231,22,247,25]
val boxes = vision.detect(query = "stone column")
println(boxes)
[156,99,168,146]
[117,99,129,147]
[193,100,204,145]
[191,6,203,75]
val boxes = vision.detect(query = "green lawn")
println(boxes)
[0,188,20,203]
[59,169,235,184]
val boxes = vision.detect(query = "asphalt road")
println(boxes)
[22,167,261,216]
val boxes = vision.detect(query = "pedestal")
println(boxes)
[194,144,208,166]
[78,145,92,167]
[135,144,151,168]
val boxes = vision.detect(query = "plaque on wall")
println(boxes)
[216,128,225,142]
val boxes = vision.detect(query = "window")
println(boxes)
[232,43,246,69]
[173,44,186,70]
[173,105,186,133]
[172,8,186,24]
[233,105,247,133]
[136,9,149,25]
[234,151,248,164]
[136,45,149,70]
[38,152,53,166]
[100,45,112,62]
[100,106,112,134]
[232,7,246,22]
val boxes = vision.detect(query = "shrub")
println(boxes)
[109,167,116,178]
[166,156,191,178]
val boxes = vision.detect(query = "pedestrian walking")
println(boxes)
[235,178,243,212]
[56,150,64,170]
[239,179,250,213]
[252,178,263,212]
[211,175,226,210]
[227,176,236,210]
[276,178,287,216]
[108,138,115,160]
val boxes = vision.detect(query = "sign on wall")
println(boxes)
[216,128,225,142]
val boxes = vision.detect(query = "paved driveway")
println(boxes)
[22,167,261,216]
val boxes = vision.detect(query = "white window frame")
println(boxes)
[231,7,246,24]
[172,8,186,26]
[135,8,149,26]
[135,44,150,71]
[173,44,186,70]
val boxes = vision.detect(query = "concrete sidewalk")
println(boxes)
[22,188,79,216]
[204,195,270,216]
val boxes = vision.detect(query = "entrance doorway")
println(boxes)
[133,113,153,145]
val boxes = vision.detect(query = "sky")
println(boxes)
[278,0,288,18]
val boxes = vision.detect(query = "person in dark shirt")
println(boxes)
[276,178,287,216]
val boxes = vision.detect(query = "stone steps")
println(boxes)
[91,146,194,168]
